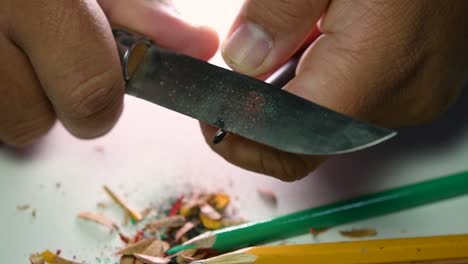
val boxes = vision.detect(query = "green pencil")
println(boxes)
[167,170,468,255]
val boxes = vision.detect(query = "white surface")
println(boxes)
[2,1,468,263]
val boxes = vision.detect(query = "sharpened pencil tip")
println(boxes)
[167,244,196,255]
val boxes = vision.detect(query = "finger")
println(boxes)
[200,123,326,181]
[10,0,124,139]
[221,0,329,76]
[0,35,55,147]
[284,0,436,126]
[98,0,219,61]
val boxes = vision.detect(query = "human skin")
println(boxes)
[201,0,468,181]
[0,0,218,146]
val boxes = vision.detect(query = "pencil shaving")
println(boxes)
[175,221,196,242]
[209,193,230,211]
[17,204,31,211]
[141,208,157,219]
[96,202,108,209]
[141,240,170,257]
[257,186,277,205]
[133,253,170,264]
[29,253,44,264]
[339,228,378,238]
[200,213,222,229]
[77,211,118,230]
[145,215,186,231]
[32,250,81,264]
[103,185,143,221]
[200,204,222,220]
[309,227,330,236]
[176,249,207,264]
[119,255,135,264]
[116,238,156,255]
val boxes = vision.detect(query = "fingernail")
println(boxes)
[222,23,273,71]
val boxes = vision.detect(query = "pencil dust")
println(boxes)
[16,204,31,211]
[257,185,278,206]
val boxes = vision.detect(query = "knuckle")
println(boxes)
[1,114,55,147]
[60,68,124,120]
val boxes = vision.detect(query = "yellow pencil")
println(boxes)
[191,234,468,264]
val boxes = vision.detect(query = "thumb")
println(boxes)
[221,0,329,76]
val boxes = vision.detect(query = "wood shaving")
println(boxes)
[209,193,230,211]
[179,193,202,217]
[175,222,196,242]
[199,204,222,220]
[141,240,170,257]
[175,249,207,264]
[133,254,170,264]
[123,212,130,226]
[339,228,378,238]
[29,253,44,264]
[141,208,157,219]
[257,186,277,205]
[103,185,143,221]
[200,213,222,230]
[40,250,56,262]
[120,256,135,264]
[96,202,108,209]
[77,211,118,231]
[17,204,31,211]
[31,251,81,264]
[310,227,330,237]
[145,215,186,232]
[116,238,155,255]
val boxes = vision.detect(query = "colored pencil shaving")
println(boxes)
[191,234,468,264]
[168,170,468,254]
[29,250,81,264]
[30,191,240,263]
[77,211,119,231]
[339,228,378,238]
[103,185,143,221]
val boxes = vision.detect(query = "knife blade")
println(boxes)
[113,29,396,155]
